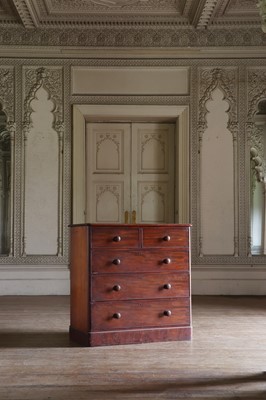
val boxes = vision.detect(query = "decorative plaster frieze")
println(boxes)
[0,26,265,47]
[247,68,266,122]
[0,67,14,123]
[45,0,177,13]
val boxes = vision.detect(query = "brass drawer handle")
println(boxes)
[125,211,129,224]
[132,210,136,224]
[113,235,122,242]
[113,312,122,319]
[163,258,171,264]
[163,310,172,317]
[112,284,121,292]
[163,283,172,290]
[163,235,171,241]
[112,258,121,265]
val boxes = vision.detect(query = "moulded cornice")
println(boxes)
[12,0,39,28]
[0,26,265,48]
[1,45,266,59]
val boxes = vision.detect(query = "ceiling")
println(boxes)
[0,0,261,29]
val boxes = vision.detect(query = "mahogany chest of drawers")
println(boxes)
[69,223,192,347]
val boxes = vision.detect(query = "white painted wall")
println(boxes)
[201,88,234,255]
[25,87,59,255]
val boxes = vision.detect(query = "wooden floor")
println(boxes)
[1,296,266,399]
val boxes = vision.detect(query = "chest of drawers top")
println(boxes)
[74,223,191,249]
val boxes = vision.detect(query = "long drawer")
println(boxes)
[91,272,189,301]
[91,298,190,331]
[91,249,189,273]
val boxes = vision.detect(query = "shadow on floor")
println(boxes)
[0,332,78,348]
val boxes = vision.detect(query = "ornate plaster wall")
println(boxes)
[0,54,266,294]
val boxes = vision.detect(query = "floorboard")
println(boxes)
[0,295,266,399]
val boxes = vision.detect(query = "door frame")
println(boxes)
[72,104,190,224]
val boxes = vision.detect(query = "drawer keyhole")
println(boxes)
[113,312,122,319]
[113,236,122,242]
[113,284,121,292]
[163,235,171,242]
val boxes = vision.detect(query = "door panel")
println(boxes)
[86,122,175,224]
[131,123,175,223]
[86,123,131,223]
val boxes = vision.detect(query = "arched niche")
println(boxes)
[250,99,266,255]
[0,105,11,255]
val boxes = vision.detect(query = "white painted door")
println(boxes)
[86,122,175,223]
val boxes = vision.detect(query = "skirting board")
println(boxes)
[192,265,266,295]
[1,264,266,296]
[0,265,70,295]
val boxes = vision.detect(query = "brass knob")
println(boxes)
[113,235,122,242]
[163,258,171,264]
[113,312,122,319]
[112,284,121,292]
[163,283,172,290]
[112,259,121,265]
[163,235,171,241]
[163,310,172,317]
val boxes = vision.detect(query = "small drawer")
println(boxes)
[91,227,140,248]
[142,227,189,248]
[91,249,189,273]
[91,298,190,331]
[92,272,189,301]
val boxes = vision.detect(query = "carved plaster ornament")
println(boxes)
[250,146,265,183]
[258,0,266,32]
[89,0,149,7]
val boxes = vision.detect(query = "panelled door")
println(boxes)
[86,122,175,224]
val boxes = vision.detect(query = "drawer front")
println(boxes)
[91,227,139,248]
[91,249,189,273]
[142,227,189,248]
[92,272,189,301]
[91,298,190,331]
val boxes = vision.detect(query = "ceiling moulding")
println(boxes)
[190,0,219,28]
[12,0,39,28]
[0,26,265,48]
[258,0,266,32]
[1,45,266,59]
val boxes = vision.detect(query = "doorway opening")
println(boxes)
[72,104,190,225]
